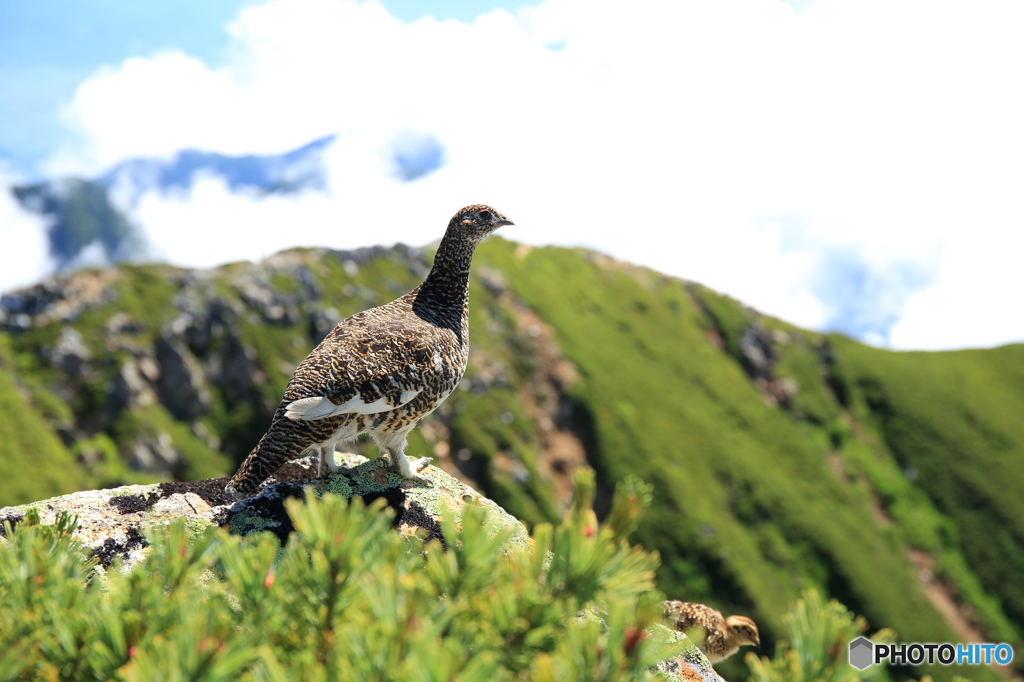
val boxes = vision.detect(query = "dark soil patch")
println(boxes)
[223,481,308,543]
[0,512,23,537]
[265,460,319,484]
[102,467,318,517]
[156,477,236,508]
[362,489,446,548]
[108,494,158,514]
[89,526,149,568]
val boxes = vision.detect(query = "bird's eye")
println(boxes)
[478,210,492,221]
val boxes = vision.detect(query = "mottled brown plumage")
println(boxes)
[663,601,760,664]
[225,205,513,497]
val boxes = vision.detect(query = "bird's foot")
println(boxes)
[392,455,433,485]
[322,466,356,479]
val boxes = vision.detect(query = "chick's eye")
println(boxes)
[478,210,492,221]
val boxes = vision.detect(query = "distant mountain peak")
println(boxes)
[98,134,337,202]
[9,135,340,275]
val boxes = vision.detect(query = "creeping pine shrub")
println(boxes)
[0,470,686,681]
[745,589,897,682]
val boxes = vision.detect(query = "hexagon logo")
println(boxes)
[849,636,874,670]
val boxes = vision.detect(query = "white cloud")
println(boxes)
[890,222,1024,350]
[0,171,54,294]
[44,0,1024,349]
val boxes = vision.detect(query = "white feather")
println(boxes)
[285,389,421,420]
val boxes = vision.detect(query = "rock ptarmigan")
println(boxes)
[663,601,760,664]
[224,204,513,497]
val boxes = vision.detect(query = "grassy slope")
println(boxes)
[833,339,1024,639]
[0,338,88,505]
[473,239,1016,681]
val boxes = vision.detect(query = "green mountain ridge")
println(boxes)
[0,238,1021,681]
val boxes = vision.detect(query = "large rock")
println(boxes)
[0,453,527,570]
[155,333,211,420]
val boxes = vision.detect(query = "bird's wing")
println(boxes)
[280,313,451,421]
[663,601,721,635]
[284,390,422,420]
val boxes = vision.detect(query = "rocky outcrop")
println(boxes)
[0,453,527,570]
[154,334,210,420]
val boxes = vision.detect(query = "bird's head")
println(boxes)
[448,204,513,242]
[725,615,761,648]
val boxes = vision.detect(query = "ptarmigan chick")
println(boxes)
[225,205,513,497]
[663,601,760,664]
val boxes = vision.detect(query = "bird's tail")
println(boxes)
[224,430,295,497]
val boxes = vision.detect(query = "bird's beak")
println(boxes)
[754,638,761,648]
[496,218,514,227]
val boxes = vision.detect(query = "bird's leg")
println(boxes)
[317,445,331,477]
[317,445,354,478]
[374,432,432,484]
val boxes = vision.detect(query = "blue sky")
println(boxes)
[1,0,242,169]
[1,0,1022,350]
[0,0,537,174]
